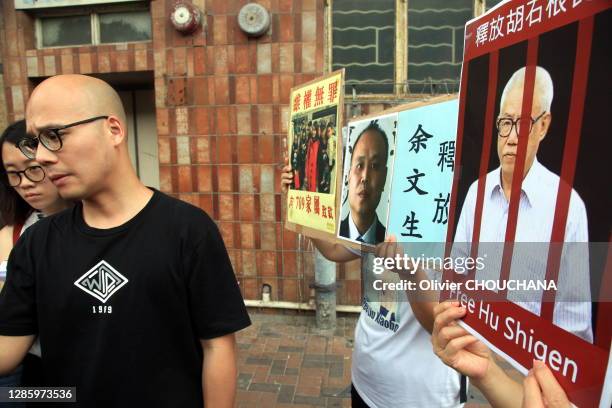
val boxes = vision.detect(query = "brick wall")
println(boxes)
[0,0,366,306]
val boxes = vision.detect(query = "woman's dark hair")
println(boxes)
[0,120,32,226]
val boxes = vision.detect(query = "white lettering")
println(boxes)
[548,350,563,370]
[373,257,384,274]
[504,318,579,383]
[534,340,548,360]
[563,358,578,384]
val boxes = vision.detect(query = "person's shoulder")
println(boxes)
[156,190,211,216]
[12,210,67,251]
[154,190,216,230]
[532,163,587,223]
[536,163,585,206]
[0,225,13,260]
[534,161,560,186]
[568,186,587,216]
[0,224,13,241]
[39,205,75,233]
[465,175,483,201]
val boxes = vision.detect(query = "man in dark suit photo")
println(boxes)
[339,122,389,244]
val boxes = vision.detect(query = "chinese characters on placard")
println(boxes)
[288,194,335,221]
[401,125,453,237]
[293,80,340,112]
[475,0,584,47]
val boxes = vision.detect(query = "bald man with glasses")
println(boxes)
[0,75,250,408]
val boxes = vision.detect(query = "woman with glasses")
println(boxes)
[0,120,69,395]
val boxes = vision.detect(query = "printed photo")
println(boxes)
[338,114,397,245]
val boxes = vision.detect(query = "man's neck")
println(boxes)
[41,200,69,217]
[82,173,153,229]
[501,171,513,200]
[352,212,375,236]
[500,160,535,200]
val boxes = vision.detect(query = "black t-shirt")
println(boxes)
[0,190,251,407]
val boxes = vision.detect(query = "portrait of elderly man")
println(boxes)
[454,65,592,342]
[339,121,390,245]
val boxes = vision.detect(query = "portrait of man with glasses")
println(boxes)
[453,65,592,342]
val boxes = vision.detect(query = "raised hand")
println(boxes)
[431,301,491,380]
[280,163,294,194]
[522,360,571,408]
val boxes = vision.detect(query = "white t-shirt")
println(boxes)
[352,252,462,408]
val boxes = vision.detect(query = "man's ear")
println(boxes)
[537,112,552,142]
[107,116,126,146]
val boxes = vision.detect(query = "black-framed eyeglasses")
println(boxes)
[17,115,109,159]
[496,111,546,138]
[5,165,46,187]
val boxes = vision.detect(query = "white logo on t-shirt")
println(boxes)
[74,260,128,303]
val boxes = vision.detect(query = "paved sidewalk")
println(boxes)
[236,311,519,407]
[236,312,354,407]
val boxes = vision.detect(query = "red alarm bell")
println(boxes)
[170,1,202,35]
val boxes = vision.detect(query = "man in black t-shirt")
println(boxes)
[0,74,251,407]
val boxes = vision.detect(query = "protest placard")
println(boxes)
[440,2,611,406]
[285,70,344,239]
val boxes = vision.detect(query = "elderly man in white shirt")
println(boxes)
[453,65,592,342]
